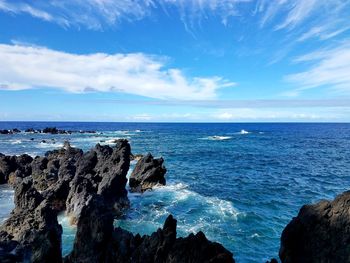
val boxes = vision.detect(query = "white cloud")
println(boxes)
[285,41,350,94]
[0,44,234,100]
[0,0,54,21]
[0,0,251,30]
[210,108,346,121]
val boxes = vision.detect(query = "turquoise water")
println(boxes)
[0,122,349,262]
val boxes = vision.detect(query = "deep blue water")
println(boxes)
[0,122,350,262]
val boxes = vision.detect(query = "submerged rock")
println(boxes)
[280,190,350,263]
[129,153,166,192]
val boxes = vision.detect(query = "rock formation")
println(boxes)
[129,153,166,192]
[65,140,130,223]
[0,178,62,263]
[0,140,236,263]
[65,195,235,263]
[280,190,350,263]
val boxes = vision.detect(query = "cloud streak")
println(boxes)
[0,44,234,100]
[285,41,350,95]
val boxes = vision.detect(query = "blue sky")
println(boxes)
[0,0,350,122]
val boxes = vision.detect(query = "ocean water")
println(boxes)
[0,122,350,262]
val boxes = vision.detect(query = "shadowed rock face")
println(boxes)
[65,140,131,223]
[280,190,350,263]
[65,195,235,263]
[0,179,62,263]
[129,153,166,192]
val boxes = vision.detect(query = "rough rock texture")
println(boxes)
[65,195,234,263]
[280,190,350,263]
[65,195,114,263]
[65,140,131,223]
[129,153,166,192]
[0,233,25,263]
[0,154,33,185]
[0,178,62,263]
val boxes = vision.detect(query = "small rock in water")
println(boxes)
[129,153,166,192]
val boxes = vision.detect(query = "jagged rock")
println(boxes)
[0,154,33,185]
[0,234,25,263]
[42,178,71,212]
[280,190,350,263]
[65,195,114,263]
[66,199,235,263]
[129,153,166,192]
[65,140,131,223]
[130,153,143,161]
[0,179,62,263]
[25,128,36,133]
[42,127,59,134]
[0,129,10,134]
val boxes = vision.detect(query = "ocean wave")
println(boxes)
[37,142,64,149]
[202,136,232,141]
[239,129,250,135]
[10,139,22,144]
[119,182,242,239]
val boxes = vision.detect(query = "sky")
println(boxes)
[0,0,350,122]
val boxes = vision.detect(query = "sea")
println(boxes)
[0,122,349,262]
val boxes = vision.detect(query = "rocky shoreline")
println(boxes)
[0,140,234,263]
[0,127,97,135]
[0,139,349,262]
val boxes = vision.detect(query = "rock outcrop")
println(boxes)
[65,140,130,223]
[129,153,166,192]
[0,178,62,263]
[0,154,33,185]
[0,140,237,263]
[280,191,350,263]
[65,195,234,263]
[0,129,21,135]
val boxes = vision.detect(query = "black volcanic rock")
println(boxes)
[280,190,350,263]
[65,195,235,263]
[65,140,131,223]
[0,179,62,263]
[65,195,114,263]
[42,127,59,134]
[129,153,166,192]
[0,129,10,134]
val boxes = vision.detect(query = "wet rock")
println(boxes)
[130,153,143,161]
[66,203,235,263]
[129,153,166,192]
[0,129,10,134]
[0,235,25,263]
[0,179,62,263]
[42,127,59,134]
[25,128,36,133]
[280,190,350,263]
[65,195,114,263]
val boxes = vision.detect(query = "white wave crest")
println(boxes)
[202,136,232,141]
[239,129,250,134]
[10,139,22,144]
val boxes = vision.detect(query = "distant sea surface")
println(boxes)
[0,122,349,262]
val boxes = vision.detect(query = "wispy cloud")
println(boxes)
[0,0,54,21]
[0,0,250,30]
[285,41,350,95]
[0,44,234,100]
